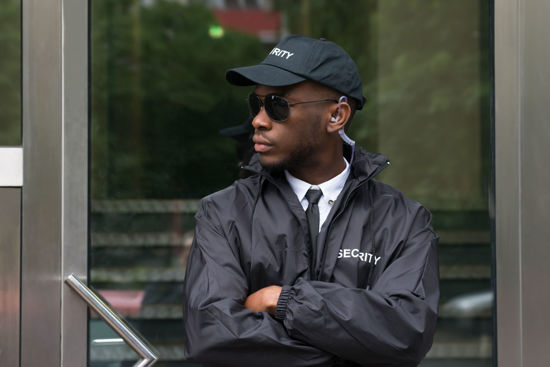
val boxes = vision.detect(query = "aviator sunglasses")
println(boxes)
[248,93,338,122]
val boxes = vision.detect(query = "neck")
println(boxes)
[288,151,346,185]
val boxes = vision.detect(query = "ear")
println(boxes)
[326,101,351,133]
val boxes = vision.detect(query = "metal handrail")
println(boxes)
[65,274,159,367]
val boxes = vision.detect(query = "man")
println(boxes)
[183,35,439,367]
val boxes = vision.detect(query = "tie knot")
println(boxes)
[305,188,323,205]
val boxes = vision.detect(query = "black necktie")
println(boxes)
[305,188,323,274]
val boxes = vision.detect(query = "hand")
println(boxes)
[245,285,282,314]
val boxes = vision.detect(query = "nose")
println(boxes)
[251,107,272,130]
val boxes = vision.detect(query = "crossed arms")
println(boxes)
[183,199,439,367]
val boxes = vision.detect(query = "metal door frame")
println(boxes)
[20,0,88,366]
[495,0,550,366]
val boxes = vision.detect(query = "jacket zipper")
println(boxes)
[259,174,316,278]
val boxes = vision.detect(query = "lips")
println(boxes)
[253,135,273,153]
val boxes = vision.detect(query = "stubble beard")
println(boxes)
[261,143,318,176]
[262,116,323,176]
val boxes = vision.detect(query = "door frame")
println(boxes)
[20,0,88,366]
[495,0,550,366]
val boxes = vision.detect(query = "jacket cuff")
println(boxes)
[274,285,294,321]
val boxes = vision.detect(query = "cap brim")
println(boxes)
[219,118,253,137]
[226,64,306,87]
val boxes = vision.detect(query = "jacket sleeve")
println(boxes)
[183,199,336,367]
[274,206,440,366]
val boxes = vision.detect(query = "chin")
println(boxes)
[259,156,287,175]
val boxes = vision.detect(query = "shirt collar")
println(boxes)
[285,158,350,203]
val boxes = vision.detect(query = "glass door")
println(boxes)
[89,1,492,366]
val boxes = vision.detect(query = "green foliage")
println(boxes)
[0,0,21,145]
[91,0,265,199]
[369,0,492,209]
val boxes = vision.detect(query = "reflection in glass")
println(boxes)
[0,0,21,145]
[90,1,492,366]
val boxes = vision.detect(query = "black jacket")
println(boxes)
[183,148,439,367]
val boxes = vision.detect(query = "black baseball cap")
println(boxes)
[226,34,366,110]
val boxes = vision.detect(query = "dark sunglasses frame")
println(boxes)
[248,93,338,122]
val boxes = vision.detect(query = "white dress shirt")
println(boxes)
[284,158,350,231]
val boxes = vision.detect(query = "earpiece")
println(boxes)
[330,96,348,123]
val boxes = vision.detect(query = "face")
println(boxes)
[251,82,334,173]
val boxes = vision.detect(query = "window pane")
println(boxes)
[0,0,21,145]
[90,1,492,366]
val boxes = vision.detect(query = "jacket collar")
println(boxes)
[348,147,390,182]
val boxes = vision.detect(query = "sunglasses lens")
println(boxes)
[248,94,262,116]
[247,94,290,122]
[265,95,290,122]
